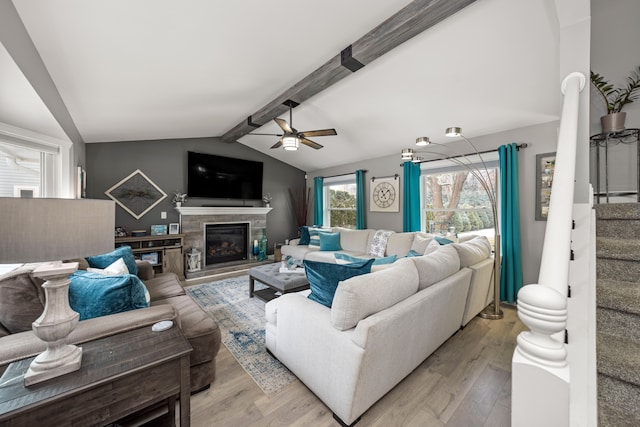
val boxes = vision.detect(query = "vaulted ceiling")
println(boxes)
[1,0,562,172]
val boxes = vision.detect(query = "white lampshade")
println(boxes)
[415,137,430,146]
[282,135,300,151]
[0,198,115,263]
[445,127,462,137]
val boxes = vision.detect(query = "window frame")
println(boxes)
[322,174,357,229]
[0,123,74,198]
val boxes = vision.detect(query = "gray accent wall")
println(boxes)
[86,137,305,253]
[590,0,640,196]
[307,121,560,285]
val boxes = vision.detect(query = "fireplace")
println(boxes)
[205,222,249,266]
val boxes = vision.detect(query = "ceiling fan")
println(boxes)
[249,100,337,150]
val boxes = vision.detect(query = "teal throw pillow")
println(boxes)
[86,245,138,275]
[319,232,342,251]
[406,249,423,257]
[304,258,374,308]
[334,252,397,265]
[299,226,310,245]
[435,236,454,245]
[69,270,150,320]
[308,227,331,247]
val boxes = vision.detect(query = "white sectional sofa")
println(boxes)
[267,229,495,425]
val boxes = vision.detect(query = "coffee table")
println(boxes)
[0,324,192,426]
[248,263,309,302]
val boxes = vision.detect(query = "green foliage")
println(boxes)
[329,189,356,228]
[450,212,464,233]
[591,66,640,114]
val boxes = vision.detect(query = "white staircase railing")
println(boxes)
[511,72,587,426]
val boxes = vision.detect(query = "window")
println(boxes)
[323,176,357,229]
[421,155,499,243]
[0,143,43,197]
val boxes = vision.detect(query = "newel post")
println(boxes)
[512,284,570,426]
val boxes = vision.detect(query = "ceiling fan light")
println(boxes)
[445,127,462,137]
[415,137,430,146]
[282,135,299,151]
[401,148,414,160]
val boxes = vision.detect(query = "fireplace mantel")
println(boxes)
[175,206,272,216]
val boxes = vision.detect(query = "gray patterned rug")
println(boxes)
[185,276,297,395]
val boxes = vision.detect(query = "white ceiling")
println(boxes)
[3,0,562,172]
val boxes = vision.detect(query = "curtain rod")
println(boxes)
[400,143,528,166]
[320,169,367,179]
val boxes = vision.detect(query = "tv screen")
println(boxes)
[187,151,263,200]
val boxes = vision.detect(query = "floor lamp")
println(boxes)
[0,198,115,385]
[401,127,503,320]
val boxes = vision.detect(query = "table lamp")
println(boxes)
[0,198,115,385]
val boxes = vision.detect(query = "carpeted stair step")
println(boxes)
[597,333,640,386]
[596,218,640,239]
[596,237,640,263]
[596,203,640,220]
[597,279,640,315]
[597,307,640,343]
[598,374,640,426]
[597,257,640,283]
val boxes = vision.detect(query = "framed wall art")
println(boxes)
[535,152,556,221]
[105,169,167,219]
[370,175,400,212]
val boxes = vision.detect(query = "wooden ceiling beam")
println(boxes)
[221,0,477,143]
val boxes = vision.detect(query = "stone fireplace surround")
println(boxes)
[176,207,272,278]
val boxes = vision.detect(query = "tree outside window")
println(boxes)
[423,167,497,244]
[325,182,357,229]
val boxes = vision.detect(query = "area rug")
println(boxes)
[185,276,297,395]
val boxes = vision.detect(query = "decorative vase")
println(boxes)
[601,112,626,134]
[265,203,271,208]
[175,202,182,208]
[258,233,268,261]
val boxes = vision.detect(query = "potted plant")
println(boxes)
[591,66,640,133]
[262,193,272,208]
[172,191,187,207]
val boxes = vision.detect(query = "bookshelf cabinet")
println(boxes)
[115,234,184,279]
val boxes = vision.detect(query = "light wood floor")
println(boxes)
[189,305,525,427]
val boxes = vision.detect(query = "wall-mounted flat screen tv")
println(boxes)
[187,151,263,200]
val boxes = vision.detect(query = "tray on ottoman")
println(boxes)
[248,263,309,302]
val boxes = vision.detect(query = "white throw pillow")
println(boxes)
[87,257,130,276]
[411,245,461,290]
[423,239,441,255]
[410,233,433,254]
[451,236,491,267]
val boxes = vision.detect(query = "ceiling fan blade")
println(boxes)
[300,138,323,150]
[270,140,283,149]
[248,132,284,136]
[274,118,293,133]
[299,129,337,138]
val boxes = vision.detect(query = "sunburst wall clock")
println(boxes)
[105,169,167,219]
[370,175,399,212]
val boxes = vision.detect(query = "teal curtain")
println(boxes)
[313,176,324,226]
[499,143,523,303]
[402,161,421,232]
[355,170,365,229]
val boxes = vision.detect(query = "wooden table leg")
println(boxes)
[249,276,255,297]
[179,355,190,427]
[167,395,176,427]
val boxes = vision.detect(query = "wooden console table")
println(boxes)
[116,234,184,278]
[0,325,192,426]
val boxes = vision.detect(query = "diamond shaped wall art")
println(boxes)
[105,169,167,219]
